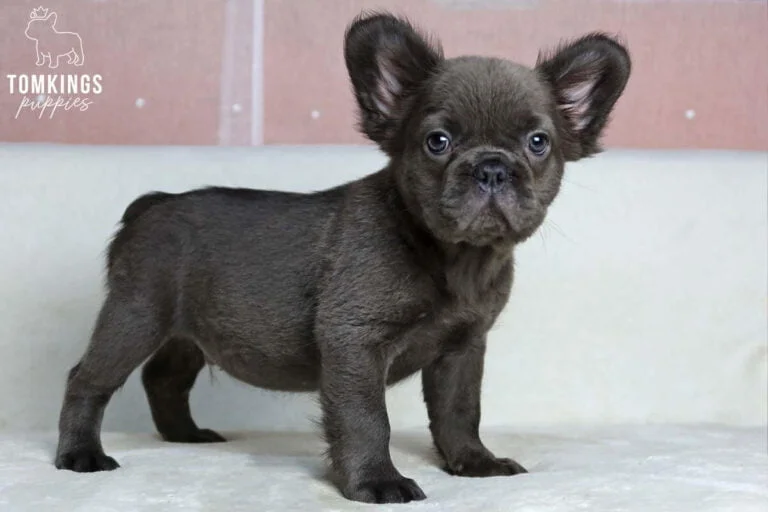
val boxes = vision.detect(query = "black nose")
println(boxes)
[474,158,508,191]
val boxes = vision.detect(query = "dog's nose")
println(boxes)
[474,157,508,191]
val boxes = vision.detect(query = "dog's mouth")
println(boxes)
[440,188,544,246]
[492,193,546,242]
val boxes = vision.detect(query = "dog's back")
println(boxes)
[108,187,341,276]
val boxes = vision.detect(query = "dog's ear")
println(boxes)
[46,12,57,26]
[537,34,631,161]
[344,13,443,154]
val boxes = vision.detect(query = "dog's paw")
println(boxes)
[188,428,227,443]
[345,477,427,504]
[55,449,120,473]
[445,452,527,477]
[162,428,226,444]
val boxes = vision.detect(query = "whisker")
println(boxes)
[562,175,596,193]
[538,225,548,252]
[544,219,576,244]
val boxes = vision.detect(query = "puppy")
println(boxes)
[54,12,630,504]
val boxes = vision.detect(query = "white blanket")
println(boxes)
[1,425,765,511]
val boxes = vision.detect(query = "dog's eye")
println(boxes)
[425,131,452,156]
[527,133,550,156]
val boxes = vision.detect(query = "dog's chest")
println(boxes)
[385,306,478,384]
[385,254,513,384]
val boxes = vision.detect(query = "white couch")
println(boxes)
[0,144,765,511]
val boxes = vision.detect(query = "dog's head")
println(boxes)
[25,13,56,40]
[345,13,630,247]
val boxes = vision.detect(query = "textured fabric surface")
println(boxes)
[1,426,765,511]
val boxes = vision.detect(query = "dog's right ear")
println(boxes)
[344,13,443,154]
[46,12,57,26]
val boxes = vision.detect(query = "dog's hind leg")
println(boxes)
[142,337,225,443]
[55,290,167,472]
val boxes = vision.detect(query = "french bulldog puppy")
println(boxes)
[54,12,630,504]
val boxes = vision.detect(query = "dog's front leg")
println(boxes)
[422,336,528,477]
[320,338,426,504]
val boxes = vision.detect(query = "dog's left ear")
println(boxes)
[537,34,631,161]
[344,13,443,155]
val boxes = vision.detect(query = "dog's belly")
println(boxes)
[187,305,322,392]
[204,334,321,392]
[189,297,475,393]
[210,333,441,392]
[183,263,323,391]
[199,324,449,392]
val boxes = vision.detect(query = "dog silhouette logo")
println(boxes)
[24,6,84,68]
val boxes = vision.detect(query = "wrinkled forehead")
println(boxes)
[423,57,553,134]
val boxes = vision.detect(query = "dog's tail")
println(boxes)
[120,191,172,224]
[107,191,173,270]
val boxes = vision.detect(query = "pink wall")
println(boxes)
[1,0,766,149]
